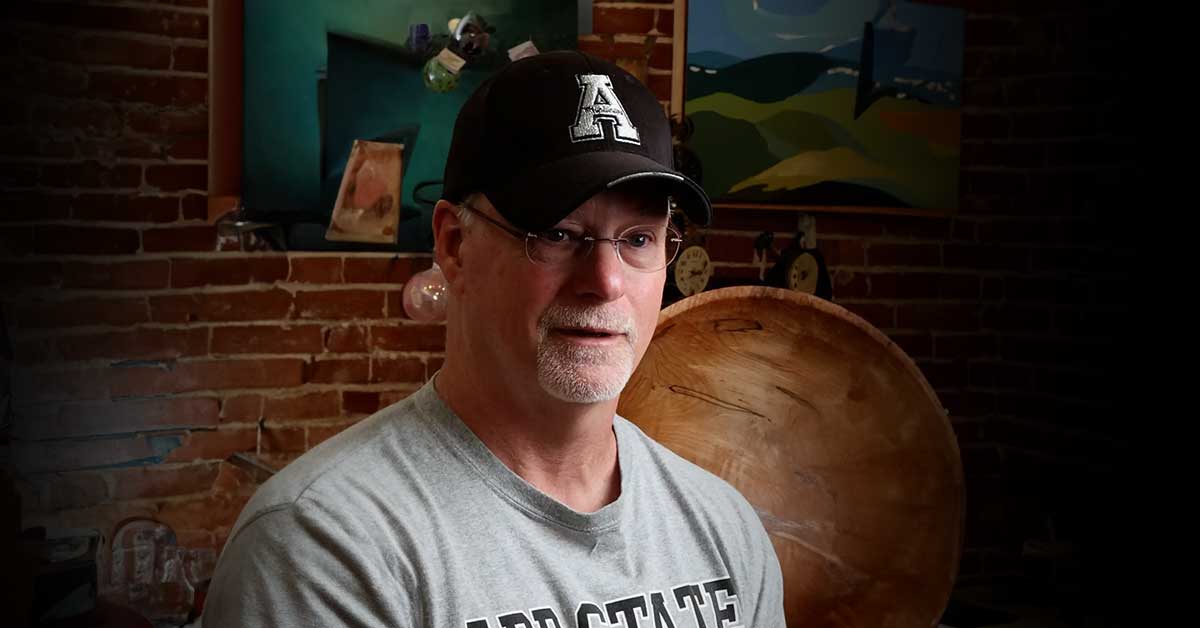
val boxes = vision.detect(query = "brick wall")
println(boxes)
[2,0,1137,615]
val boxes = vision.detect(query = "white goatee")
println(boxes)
[535,304,639,403]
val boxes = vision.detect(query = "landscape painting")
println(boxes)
[684,0,964,212]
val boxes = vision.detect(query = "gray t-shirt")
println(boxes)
[203,380,785,627]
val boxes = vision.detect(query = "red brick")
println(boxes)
[371,357,426,384]
[881,216,952,240]
[342,256,426,284]
[30,101,121,133]
[869,273,939,299]
[39,162,142,188]
[150,289,292,323]
[916,360,968,390]
[62,260,169,289]
[108,358,306,396]
[816,238,865,266]
[935,333,997,360]
[21,61,89,97]
[14,435,169,474]
[0,226,35,256]
[324,325,367,352]
[830,269,867,298]
[961,113,1010,140]
[981,305,1052,333]
[288,256,343,283]
[964,16,1021,47]
[261,427,306,453]
[170,256,288,287]
[887,332,932,359]
[263,391,340,422]
[110,462,220,500]
[379,388,419,407]
[426,356,444,375]
[961,170,1027,196]
[704,234,757,264]
[710,211,796,232]
[655,8,674,34]
[219,394,263,424]
[385,290,404,318]
[307,422,357,449]
[0,262,63,288]
[157,493,251,536]
[12,338,56,364]
[41,472,110,510]
[143,226,218,252]
[371,323,446,352]
[342,391,380,415]
[167,134,207,160]
[211,325,323,354]
[126,108,208,135]
[10,367,109,403]
[306,357,369,384]
[970,362,1033,390]
[648,41,673,71]
[867,243,940,267]
[77,35,172,69]
[945,245,1030,272]
[145,164,207,192]
[577,37,653,62]
[594,6,655,34]
[0,191,70,221]
[57,328,208,361]
[181,194,207,220]
[25,397,218,440]
[15,297,148,328]
[7,3,207,38]
[30,225,140,256]
[70,193,179,222]
[647,73,670,101]
[87,71,207,107]
[293,290,385,320]
[896,304,980,332]
[840,303,894,330]
[173,44,208,72]
[939,274,981,300]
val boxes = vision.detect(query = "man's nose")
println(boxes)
[571,239,626,301]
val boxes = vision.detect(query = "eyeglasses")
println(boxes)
[458,204,683,272]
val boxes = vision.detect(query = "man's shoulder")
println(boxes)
[230,390,432,533]
[614,415,758,516]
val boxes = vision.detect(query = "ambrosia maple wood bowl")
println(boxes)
[619,286,964,627]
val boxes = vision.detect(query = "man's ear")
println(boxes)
[432,200,464,284]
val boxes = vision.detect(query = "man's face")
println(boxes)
[452,189,668,405]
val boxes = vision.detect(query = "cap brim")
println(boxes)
[484,151,712,231]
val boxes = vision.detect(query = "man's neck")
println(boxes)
[433,361,622,513]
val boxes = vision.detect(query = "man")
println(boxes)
[203,51,785,627]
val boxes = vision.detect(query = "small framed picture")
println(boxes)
[326,139,404,244]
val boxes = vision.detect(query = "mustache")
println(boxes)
[537,304,637,342]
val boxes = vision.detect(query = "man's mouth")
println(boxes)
[556,327,623,339]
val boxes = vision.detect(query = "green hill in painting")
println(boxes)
[685,87,960,209]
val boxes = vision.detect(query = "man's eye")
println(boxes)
[539,229,572,243]
[625,232,655,248]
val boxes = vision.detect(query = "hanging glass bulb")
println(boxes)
[402,262,447,322]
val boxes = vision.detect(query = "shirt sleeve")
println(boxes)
[743,510,788,627]
[202,495,415,628]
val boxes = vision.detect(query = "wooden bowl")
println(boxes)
[618,287,963,627]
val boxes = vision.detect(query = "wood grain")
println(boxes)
[619,286,963,627]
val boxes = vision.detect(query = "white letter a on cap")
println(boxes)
[569,74,641,145]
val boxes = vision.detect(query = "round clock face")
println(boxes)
[673,245,712,297]
[788,253,820,294]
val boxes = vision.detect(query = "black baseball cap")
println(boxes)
[442,50,711,230]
